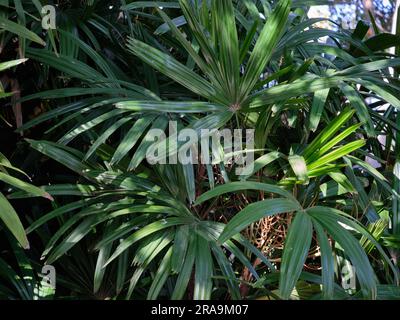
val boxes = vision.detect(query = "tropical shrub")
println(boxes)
[1,0,400,300]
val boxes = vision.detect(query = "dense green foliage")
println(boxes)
[1,0,400,300]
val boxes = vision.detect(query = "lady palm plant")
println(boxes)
[1,0,400,300]
[10,139,272,299]
[0,58,53,248]
[0,150,53,248]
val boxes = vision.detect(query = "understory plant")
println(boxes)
[1,0,400,300]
